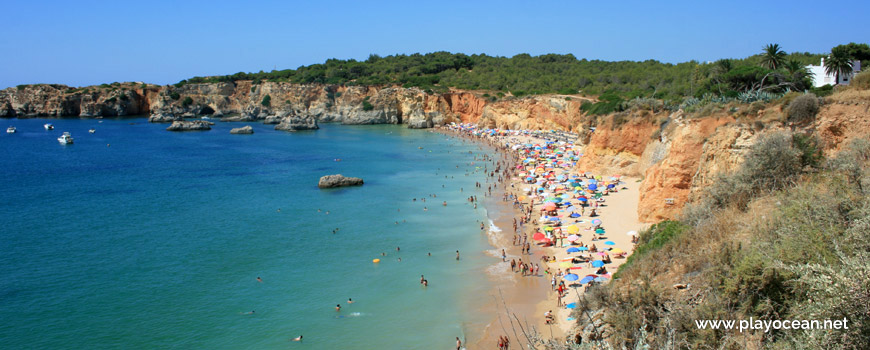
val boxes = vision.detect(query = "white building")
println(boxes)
[806,58,862,87]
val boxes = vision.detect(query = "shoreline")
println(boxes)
[439,124,647,348]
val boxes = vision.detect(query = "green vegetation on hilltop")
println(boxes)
[175,47,851,102]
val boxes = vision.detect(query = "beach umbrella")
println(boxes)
[578,247,589,251]
[588,179,598,184]
[567,247,580,253]
[604,241,615,245]
[567,234,580,242]
[577,197,588,203]
[592,260,605,267]
[565,303,577,309]
[587,184,598,191]
[564,274,579,281]
[627,231,638,236]
[543,202,557,211]
[610,248,625,254]
[565,225,580,234]
[569,213,581,218]
[591,219,602,226]
[533,232,546,241]
[596,252,608,256]
[595,228,606,234]
[579,276,594,284]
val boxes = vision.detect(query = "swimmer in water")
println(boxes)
[348,298,353,304]
[256,277,262,283]
[292,335,303,341]
[242,310,255,315]
[336,304,341,311]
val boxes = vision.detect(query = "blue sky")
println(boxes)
[1,0,867,88]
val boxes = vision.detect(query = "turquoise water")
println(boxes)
[0,118,498,349]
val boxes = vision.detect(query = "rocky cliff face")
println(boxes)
[1,82,587,132]
[574,100,870,223]
[0,83,157,118]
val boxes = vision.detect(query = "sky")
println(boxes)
[1,0,867,89]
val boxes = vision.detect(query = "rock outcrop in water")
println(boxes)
[230,125,254,134]
[318,174,364,188]
[166,120,213,131]
[275,113,319,131]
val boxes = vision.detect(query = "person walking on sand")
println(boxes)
[501,249,507,262]
[456,337,462,350]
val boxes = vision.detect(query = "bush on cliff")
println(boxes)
[182,97,193,107]
[261,94,271,107]
[169,92,180,100]
[786,93,819,123]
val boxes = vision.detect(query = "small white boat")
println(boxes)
[44,123,54,130]
[58,132,74,144]
[89,128,96,134]
[6,126,15,133]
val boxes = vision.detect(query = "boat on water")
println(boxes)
[44,123,54,130]
[6,126,15,133]
[89,128,96,134]
[58,132,74,144]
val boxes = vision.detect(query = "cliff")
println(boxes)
[1,82,591,132]
[573,93,870,223]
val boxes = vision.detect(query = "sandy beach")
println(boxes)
[443,125,647,349]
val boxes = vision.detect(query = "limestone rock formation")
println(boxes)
[275,114,319,131]
[318,174,364,188]
[230,125,254,134]
[166,120,213,131]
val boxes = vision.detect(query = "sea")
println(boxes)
[0,117,503,349]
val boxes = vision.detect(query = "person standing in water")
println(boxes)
[456,250,460,260]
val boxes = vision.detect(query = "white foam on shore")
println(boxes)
[485,261,516,282]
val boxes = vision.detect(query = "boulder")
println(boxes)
[275,114,319,131]
[149,113,180,123]
[263,115,282,124]
[230,125,254,134]
[318,174,364,189]
[166,120,213,131]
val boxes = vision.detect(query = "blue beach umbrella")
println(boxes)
[565,303,577,309]
[567,247,580,253]
[578,197,588,202]
[569,213,581,218]
[588,179,598,184]
[592,260,605,268]
[604,241,615,245]
[578,247,589,251]
[587,184,598,191]
[564,274,579,281]
[579,276,595,284]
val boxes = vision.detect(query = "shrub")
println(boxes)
[119,94,129,101]
[182,97,193,107]
[557,87,577,94]
[851,70,870,90]
[106,97,117,103]
[261,94,271,107]
[169,92,180,100]
[362,100,374,111]
[810,84,834,97]
[786,93,819,123]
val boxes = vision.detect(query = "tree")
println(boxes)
[761,43,787,70]
[261,94,271,107]
[832,42,870,67]
[825,47,854,85]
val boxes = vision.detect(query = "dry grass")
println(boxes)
[826,88,870,103]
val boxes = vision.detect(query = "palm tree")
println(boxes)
[825,47,854,85]
[761,43,787,70]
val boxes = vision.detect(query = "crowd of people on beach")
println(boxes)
[445,122,636,347]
